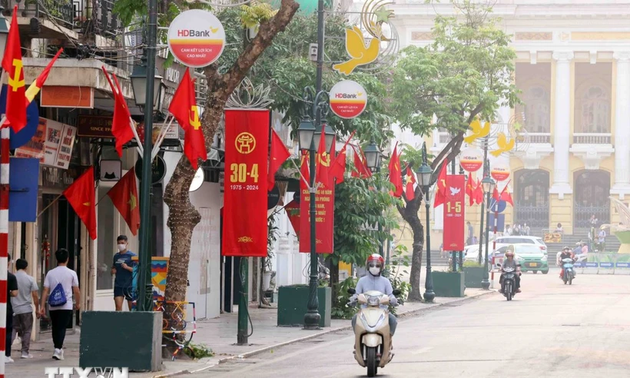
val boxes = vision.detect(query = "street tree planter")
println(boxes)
[277,285,331,327]
[432,271,465,297]
[464,267,485,288]
[80,311,163,371]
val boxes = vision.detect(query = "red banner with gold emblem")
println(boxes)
[443,175,465,251]
[222,109,269,257]
[299,152,334,254]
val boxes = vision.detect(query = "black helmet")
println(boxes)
[563,246,571,251]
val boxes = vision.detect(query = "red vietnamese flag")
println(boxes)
[352,146,372,179]
[466,174,475,206]
[500,181,514,206]
[63,167,97,240]
[268,129,291,190]
[284,199,300,237]
[25,48,63,104]
[107,168,140,235]
[315,131,331,187]
[474,176,484,205]
[2,6,27,131]
[388,142,403,197]
[433,160,448,207]
[101,67,134,157]
[330,131,355,184]
[169,69,207,169]
[404,166,417,201]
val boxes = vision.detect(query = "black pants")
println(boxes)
[500,274,520,292]
[49,310,73,349]
[5,312,12,357]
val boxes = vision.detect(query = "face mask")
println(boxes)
[117,244,127,252]
[369,267,381,276]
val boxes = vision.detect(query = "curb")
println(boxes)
[152,290,496,377]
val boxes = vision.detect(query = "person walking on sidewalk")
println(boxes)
[111,235,136,311]
[5,254,18,363]
[39,248,80,361]
[11,258,39,359]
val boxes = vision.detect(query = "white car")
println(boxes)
[493,236,548,254]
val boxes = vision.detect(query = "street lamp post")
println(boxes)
[480,160,495,290]
[364,141,385,260]
[418,143,435,303]
[129,0,162,312]
[298,90,334,330]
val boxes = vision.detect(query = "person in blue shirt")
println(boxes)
[111,235,136,311]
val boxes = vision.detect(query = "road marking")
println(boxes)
[412,347,433,355]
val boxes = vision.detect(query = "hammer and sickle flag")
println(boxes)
[169,68,207,170]
[2,6,26,132]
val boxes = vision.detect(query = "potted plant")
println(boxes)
[463,260,486,288]
[432,268,465,298]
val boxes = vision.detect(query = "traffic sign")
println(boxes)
[489,199,507,213]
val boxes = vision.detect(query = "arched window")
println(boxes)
[579,86,610,133]
[521,86,550,133]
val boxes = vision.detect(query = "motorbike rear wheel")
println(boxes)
[366,347,378,377]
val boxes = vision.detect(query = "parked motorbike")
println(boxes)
[348,288,400,377]
[498,264,517,301]
[561,257,576,285]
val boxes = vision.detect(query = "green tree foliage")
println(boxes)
[389,1,519,300]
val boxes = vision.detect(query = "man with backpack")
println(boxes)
[39,249,80,360]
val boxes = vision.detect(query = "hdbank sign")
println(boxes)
[167,9,226,68]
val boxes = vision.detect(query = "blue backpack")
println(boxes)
[48,283,67,307]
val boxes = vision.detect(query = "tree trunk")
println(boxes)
[398,190,424,302]
[328,259,339,306]
[163,0,299,307]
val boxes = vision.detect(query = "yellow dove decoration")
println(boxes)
[464,119,491,144]
[333,26,381,76]
[491,132,515,157]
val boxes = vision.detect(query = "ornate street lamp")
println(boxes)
[418,143,435,302]
[297,117,316,151]
[130,57,165,111]
[480,160,495,290]
[364,140,381,172]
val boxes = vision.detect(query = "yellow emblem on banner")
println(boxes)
[238,236,254,243]
[235,132,256,154]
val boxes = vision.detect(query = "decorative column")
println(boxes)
[549,51,574,199]
[612,51,630,199]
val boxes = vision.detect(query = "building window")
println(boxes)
[96,184,116,290]
[579,86,610,133]
[522,86,550,133]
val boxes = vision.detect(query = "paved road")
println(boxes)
[200,270,630,377]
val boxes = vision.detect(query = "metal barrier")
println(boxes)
[154,300,197,360]
[562,253,630,275]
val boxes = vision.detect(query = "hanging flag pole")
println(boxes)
[151,114,174,161]
[0,126,8,378]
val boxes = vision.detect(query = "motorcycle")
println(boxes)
[348,288,400,377]
[498,264,517,301]
[561,257,576,285]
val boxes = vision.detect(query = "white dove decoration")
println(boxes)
[449,187,461,196]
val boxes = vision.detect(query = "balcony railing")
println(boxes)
[6,0,78,30]
[528,133,551,144]
[573,133,612,145]
[91,0,121,38]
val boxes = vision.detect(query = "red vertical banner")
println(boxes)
[299,154,334,254]
[443,175,465,251]
[222,109,270,257]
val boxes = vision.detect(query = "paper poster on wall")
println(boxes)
[41,118,77,169]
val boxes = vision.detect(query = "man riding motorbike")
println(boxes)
[558,246,575,279]
[350,254,398,337]
[499,246,521,293]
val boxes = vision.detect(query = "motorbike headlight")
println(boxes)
[367,296,380,306]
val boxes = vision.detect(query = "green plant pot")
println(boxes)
[464,267,485,288]
[277,285,331,327]
[432,271,465,297]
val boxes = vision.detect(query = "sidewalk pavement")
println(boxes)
[8,287,495,378]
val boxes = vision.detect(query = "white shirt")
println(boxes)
[44,266,79,311]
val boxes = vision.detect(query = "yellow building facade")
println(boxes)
[386,1,630,251]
